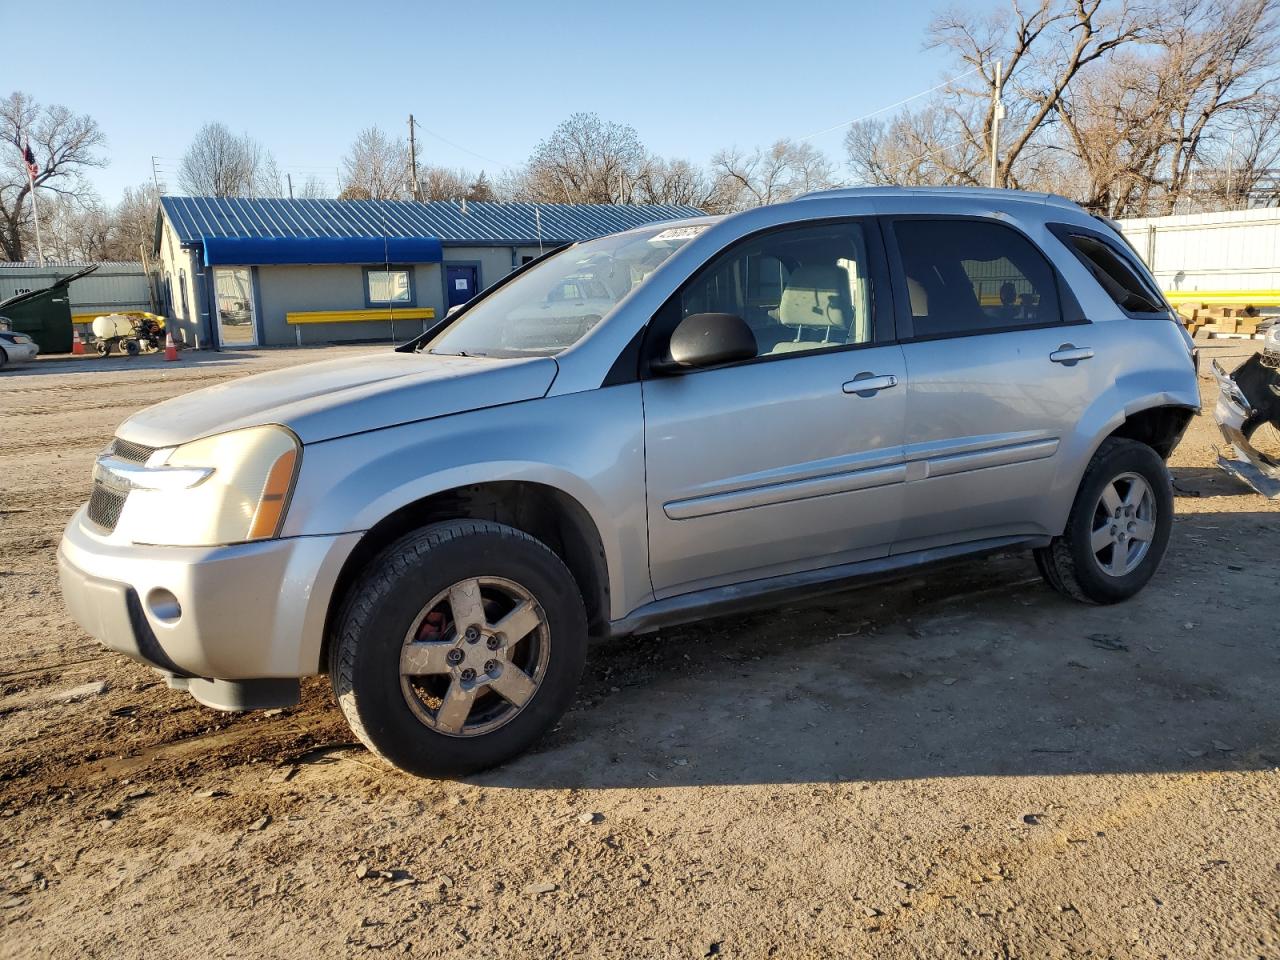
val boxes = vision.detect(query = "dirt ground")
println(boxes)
[1,341,1278,959]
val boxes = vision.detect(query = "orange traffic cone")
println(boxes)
[164,330,179,362]
[71,329,85,355]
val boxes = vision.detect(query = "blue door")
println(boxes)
[446,265,479,309]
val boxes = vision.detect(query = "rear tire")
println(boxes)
[329,520,588,778]
[1035,437,1173,604]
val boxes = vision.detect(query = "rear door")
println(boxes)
[641,219,909,598]
[883,216,1108,552]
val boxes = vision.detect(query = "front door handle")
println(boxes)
[1049,344,1094,365]
[842,373,899,397]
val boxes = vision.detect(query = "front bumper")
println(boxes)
[4,341,37,363]
[1212,356,1280,499]
[58,505,361,704]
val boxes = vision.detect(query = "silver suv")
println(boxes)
[58,188,1199,777]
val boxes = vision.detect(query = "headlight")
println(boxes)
[126,425,301,546]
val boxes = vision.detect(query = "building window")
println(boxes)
[178,268,188,317]
[364,266,415,306]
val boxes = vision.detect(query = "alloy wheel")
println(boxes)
[399,577,550,737]
[1090,472,1156,577]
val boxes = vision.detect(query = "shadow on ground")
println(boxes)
[1170,465,1254,498]
[471,509,1279,791]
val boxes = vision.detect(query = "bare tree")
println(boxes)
[0,91,106,260]
[710,140,836,211]
[340,126,410,200]
[466,171,496,202]
[634,157,728,210]
[517,113,648,203]
[845,106,986,186]
[293,174,332,199]
[928,0,1153,189]
[112,183,162,258]
[177,122,276,197]
[418,165,472,201]
[1155,0,1280,211]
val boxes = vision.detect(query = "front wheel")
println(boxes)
[329,520,588,778]
[1035,437,1173,604]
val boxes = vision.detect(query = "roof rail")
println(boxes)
[796,185,1082,211]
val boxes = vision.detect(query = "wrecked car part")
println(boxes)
[1212,353,1280,499]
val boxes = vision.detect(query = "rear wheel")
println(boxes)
[95,339,110,357]
[329,520,588,778]
[1035,437,1173,604]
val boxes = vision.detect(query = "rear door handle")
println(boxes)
[1050,344,1094,365]
[842,373,898,397]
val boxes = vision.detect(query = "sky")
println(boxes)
[9,0,956,203]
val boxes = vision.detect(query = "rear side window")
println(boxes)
[1052,227,1167,316]
[891,219,1062,339]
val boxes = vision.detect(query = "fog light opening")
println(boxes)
[146,588,182,624]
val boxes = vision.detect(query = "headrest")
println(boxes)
[777,265,849,328]
[907,276,928,317]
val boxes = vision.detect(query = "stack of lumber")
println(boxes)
[1176,303,1263,338]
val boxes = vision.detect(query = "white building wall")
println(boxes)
[1116,208,1280,293]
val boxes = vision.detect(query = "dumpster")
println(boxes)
[0,265,98,354]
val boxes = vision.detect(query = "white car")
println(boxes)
[0,318,38,369]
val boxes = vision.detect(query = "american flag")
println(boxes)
[22,140,37,179]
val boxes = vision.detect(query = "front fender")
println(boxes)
[281,385,651,620]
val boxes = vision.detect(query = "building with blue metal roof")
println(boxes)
[154,196,702,349]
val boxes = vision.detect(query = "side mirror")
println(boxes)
[654,312,756,373]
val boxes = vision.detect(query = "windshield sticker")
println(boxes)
[648,225,707,243]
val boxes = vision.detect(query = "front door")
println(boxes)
[213,266,257,347]
[642,220,908,599]
[884,217,1104,551]
[446,265,479,309]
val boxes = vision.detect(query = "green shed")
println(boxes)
[0,265,97,354]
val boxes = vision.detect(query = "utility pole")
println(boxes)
[151,155,164,192]
[989,60,1004,189]
[287,172,294,199]
[408,114,422,201]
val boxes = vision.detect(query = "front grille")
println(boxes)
[87,485,126,532]
[85,438,157,533]
[109,438,155,464]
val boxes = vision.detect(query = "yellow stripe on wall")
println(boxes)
[1162,290,1280,306]
[286,307,436,325]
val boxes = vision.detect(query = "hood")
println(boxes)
[116,350,559,447]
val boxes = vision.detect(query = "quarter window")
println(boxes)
[1056,229,1166,315]
[365,267,414,305]
[893,220,1062,338]
[677,222,874,358]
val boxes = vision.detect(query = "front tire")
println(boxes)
[1035,437,1173,604]
[329,520,588,778]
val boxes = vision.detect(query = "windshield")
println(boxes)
[425,223,707,358]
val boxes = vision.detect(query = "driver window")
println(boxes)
[679,222,873,358]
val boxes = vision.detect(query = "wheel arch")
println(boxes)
[1046,393,1197,538]
[320,480,611,673]
[1103,403,1197,460]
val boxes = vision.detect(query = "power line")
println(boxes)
[798,65,984,142]
[410,122,516,169]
